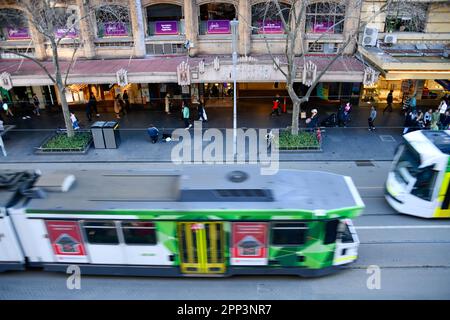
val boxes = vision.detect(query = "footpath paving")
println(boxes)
[0,99,406,163]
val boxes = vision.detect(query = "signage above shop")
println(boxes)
[313,22,333,33]
[0,72,13,91]
[177,61,191,86]
[155,21,178,35]
[116,68,128,87]
[303,60,317,86]
[207,20,231,34]
[6,27,30,40]
[363,67,379,86]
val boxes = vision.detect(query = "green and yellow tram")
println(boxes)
[2,166,364,277]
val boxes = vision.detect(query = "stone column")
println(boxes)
[129,0,146,58]
[342,0,362,55]
[27,14,46,60]
[238,0,251,56]
[184,0,198,56]
[76,0,96,59]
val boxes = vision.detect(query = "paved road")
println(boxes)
[1,162,449,299]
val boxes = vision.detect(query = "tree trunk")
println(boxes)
[50,40,74,137]
[56,83,74,138]
[291,101,300,135]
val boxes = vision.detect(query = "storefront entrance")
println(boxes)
[178,222,226,275]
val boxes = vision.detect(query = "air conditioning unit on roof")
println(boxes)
[362,27,378,47]
[384,34,397,45]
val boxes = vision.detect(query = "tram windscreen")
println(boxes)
[393,143,439,201]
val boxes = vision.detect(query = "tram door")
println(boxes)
[178,222,226,274]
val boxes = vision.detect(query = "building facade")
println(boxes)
[0,0,448,113]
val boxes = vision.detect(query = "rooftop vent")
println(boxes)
[227,170,249,183]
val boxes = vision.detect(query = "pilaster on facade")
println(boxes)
[291,0,305,56]
[77,0,96,59]
[26,12,47,60]
[238,0,251,56]
[130,0,146,58]
[343,0,362,55]
[183,0,198,56]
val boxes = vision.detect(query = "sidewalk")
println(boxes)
[0,99,404,163]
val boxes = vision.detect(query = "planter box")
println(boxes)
[35,131,93,154]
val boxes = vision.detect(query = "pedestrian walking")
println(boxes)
[165,93,171,114]
[198,97,207,122]
[32,94,40,116]
[114,94,122,119]
[431,109,440,131]
[123,90,130,113]
[368,106,377,131]
[1,99,13,117]
[343,102,352,126]
[438,97,448,126]
[383,90,393,114]
[403,110,413,134]
[442,110,450,130]
[147,124,159,143]
[270,94,281,116]
[424,108,432,129]
[70,112,80,130]
[409,94,417,112]
[182,102,192,129]
[88,92,99,117]
[306,109,319,131]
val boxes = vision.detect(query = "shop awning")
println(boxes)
[0,54,365,87]
[359,46,450,80]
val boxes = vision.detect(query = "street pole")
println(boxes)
[231,19,239,158]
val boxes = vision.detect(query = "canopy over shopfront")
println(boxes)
[0,55,365,87]
[359,45,450,80]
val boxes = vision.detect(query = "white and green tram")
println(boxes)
[386,130,450,218]
[1,166,364,276]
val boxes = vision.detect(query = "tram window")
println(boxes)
[83,221,119,245]
[324,220,339,245]
[271,223,307,246]
[338,222,353,243]
[411,167,438,201]
[121,222,157,245]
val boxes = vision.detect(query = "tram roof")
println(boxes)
[405,130,450,156]
[24,166,364,217]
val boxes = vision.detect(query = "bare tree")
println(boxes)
[251,0,423,134]
[0,1,130,137]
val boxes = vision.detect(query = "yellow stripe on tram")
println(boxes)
[434,173,450,218]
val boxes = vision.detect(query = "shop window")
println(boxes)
[271,222,308,246]
[384,3,427,32]
[83,221,119,244]
[146,4,183,36]
[95,5,131,38]
[305,2,345,34]
[251,2,290,35]
[121,222,157,245]
[198,3,236,35]
[0,8,30,41]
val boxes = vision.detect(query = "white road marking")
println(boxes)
[355,225,450,230]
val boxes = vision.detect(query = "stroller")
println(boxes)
[320,113,338,127]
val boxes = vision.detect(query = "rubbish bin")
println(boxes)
[103,121,121,149]
[91,121,106,149]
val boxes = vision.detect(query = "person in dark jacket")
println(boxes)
[306,109,319,130]
[123,90,130,113]
[383,90,393,114]
[147,124,159,143]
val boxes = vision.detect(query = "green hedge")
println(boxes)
[42,132,92,151]
[278,130,320,149]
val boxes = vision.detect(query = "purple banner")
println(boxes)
[313,22,333,33]
[155,21,178,35]
[103,22,128,37]
[6,27,30,40]
[258,20,283,34]
[207,20,231,34]
[55,28,78,39]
